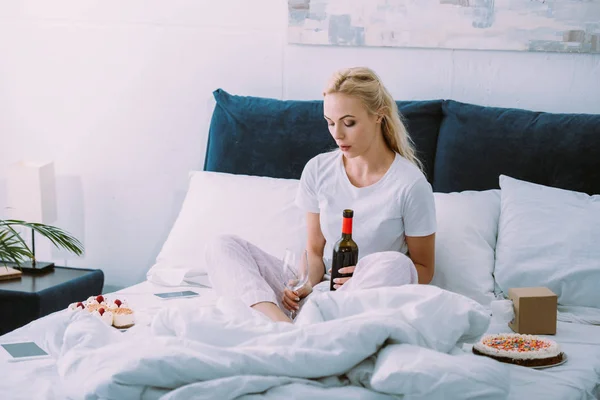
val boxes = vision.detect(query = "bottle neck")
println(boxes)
[342,217,353,238]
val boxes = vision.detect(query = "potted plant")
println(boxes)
[0,219,84,271]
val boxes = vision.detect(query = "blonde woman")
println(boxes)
[205,67,436,323]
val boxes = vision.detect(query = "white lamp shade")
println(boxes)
[7,161,58,224]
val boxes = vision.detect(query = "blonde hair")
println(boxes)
[323,67,423,172]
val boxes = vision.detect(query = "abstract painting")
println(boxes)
[288,0,600,53]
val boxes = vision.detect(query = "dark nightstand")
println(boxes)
[0,266,104,336]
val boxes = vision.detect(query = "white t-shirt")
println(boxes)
[295,150,437,269]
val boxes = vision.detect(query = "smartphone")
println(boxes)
[1,342,50,362]
[154,290,199,300]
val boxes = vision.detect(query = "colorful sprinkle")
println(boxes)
[483,336,551,353]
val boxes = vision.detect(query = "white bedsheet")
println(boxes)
[1,280,599,400]
[20,285,510,399]
[0,279,217,400]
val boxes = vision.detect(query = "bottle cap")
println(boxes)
[343,209,354,218]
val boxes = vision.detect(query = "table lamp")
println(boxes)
[6,160,58,272]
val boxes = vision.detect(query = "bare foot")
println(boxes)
[251,302,293,323]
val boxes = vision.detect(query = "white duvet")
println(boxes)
[50,285,514,400]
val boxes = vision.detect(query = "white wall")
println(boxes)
[1,1,599,288]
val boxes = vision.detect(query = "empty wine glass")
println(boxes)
[282,248,310,319]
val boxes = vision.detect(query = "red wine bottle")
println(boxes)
[330,209,359,291]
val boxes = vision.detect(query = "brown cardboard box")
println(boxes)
[508,287,557,335]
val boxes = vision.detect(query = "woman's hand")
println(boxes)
[330,266,355,290]
[282,281,313,312]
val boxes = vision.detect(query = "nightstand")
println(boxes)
[0,266,104,335]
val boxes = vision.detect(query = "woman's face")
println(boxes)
[323,93,380,159]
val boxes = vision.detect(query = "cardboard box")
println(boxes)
[508,287,557,335]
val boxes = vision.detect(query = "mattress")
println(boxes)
[1,279,599,400]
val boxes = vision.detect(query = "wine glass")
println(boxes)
[282,248,310,319]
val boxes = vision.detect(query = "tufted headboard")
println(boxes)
[204,89,600,195]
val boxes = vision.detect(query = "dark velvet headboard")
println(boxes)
[204,89,443,184]
[204,89,600,195]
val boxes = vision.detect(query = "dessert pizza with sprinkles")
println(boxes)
[472,333,565,367]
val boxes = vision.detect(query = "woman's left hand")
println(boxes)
[331,266,355,290]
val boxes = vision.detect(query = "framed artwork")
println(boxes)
[288,0,600,53]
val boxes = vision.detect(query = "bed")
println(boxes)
[1,89,599,399]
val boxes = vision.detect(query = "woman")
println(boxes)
[205,67,436,323]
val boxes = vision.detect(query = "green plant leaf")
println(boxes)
[0,220,84,264]
[0,227,33,266]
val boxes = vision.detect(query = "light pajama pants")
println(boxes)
[204,234,419,315]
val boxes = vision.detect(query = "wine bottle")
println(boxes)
[330,209,359,291]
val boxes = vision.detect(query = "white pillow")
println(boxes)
[431,190,500,306]
[495,175,600,309]
[147,171,306,286]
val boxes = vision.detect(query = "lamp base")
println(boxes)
[13,261,55,274]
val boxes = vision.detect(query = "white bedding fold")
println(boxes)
[558,305,600,325]
[55,285,511,399]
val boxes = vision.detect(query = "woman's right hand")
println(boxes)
[282,282,312,312]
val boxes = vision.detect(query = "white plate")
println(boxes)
[530,353,568,369]
[472,348,568,369]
